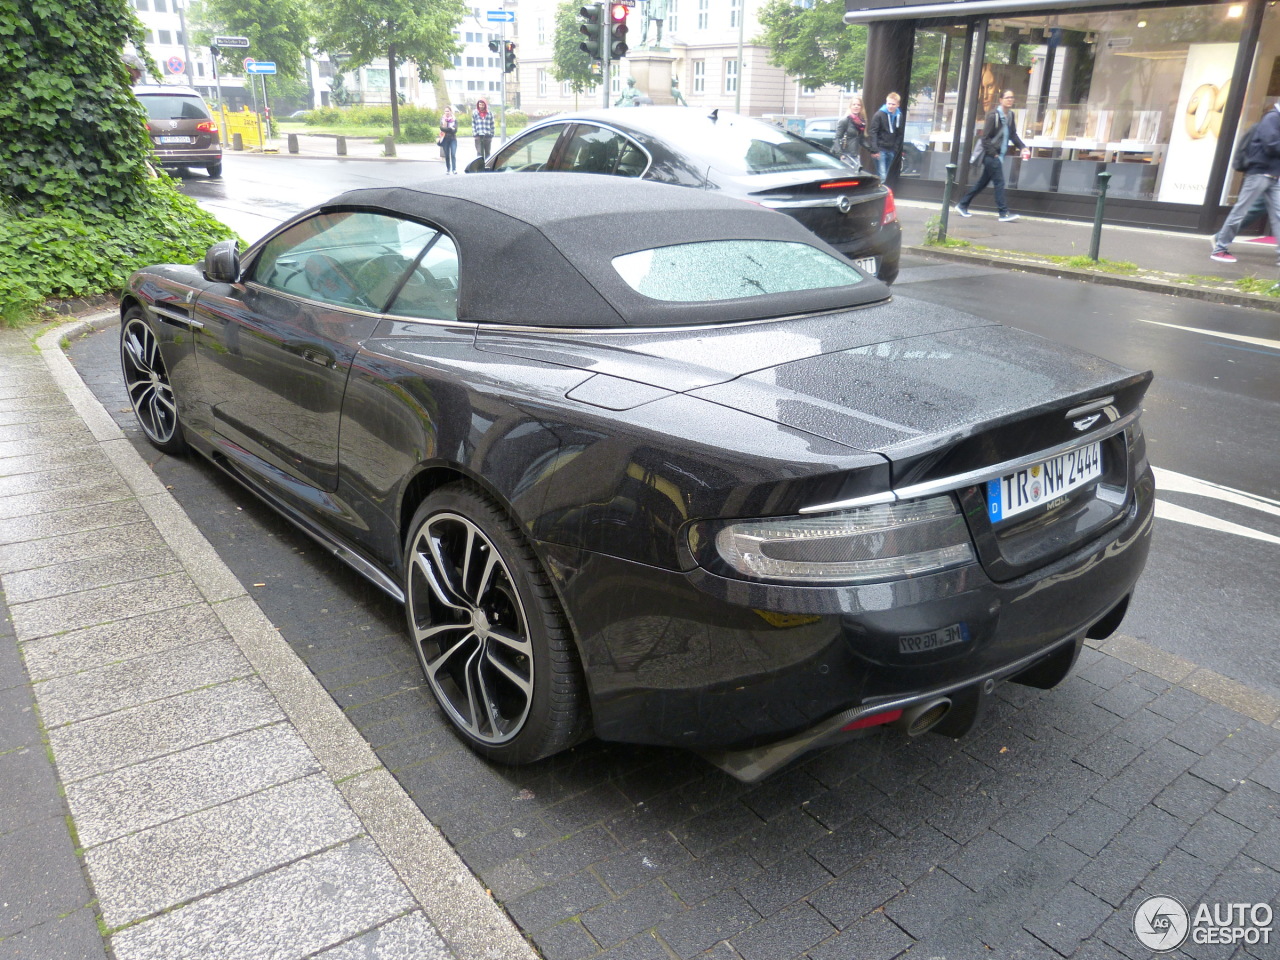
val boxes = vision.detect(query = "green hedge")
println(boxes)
[0,175,236,325]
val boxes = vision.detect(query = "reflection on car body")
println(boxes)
[120,174,1153,781]
[468,107,903,284]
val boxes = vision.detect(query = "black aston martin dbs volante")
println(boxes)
[121,174,1154,781]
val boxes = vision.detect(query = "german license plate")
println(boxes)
[986,441,1102,523]
[898,622,968,655]
[158,136,191,144]
[853,256,879,275]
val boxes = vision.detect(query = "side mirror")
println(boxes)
[465,156,487,174]
[203,239,240,283]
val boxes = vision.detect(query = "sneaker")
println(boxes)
[1209,250,1237,263]
[956,205,972,218]
[998,212,1020,222]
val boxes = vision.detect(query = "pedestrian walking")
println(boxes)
[835,95,869,172]
[956,90,1026,222]
[472,99,495,164]
[439,107,459,174]
[868,92,905,180]
[1210,102,1280,263]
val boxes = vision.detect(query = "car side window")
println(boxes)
[387,234,460,321]
[251,211,437,311]
[560,126,641,177]
[491,125,564,172]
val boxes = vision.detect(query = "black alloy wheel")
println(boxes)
[120,309,187,454]
[404,483,588,764]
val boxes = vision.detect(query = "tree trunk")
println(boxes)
[388,40,400,137]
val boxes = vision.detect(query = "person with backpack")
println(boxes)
[956,89,1027,222]
[1210,104,1280,263]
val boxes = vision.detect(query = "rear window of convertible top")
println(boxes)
[612,239,864,303]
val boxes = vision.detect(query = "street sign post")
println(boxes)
[246,61,277,74]
[213,35,250,48]
[486,9,515,21]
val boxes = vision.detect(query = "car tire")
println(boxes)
[403,483,589,764]
[120,308,188,455]
[206,161,223,178]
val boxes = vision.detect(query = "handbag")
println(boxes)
[969,138,985,165]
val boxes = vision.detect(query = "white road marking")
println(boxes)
[1152,467,1280,544]
[1137,319,1280,351]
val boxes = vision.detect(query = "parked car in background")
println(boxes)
[133,84,222,178]
[467,107,902,284]
[120,175,1153,781]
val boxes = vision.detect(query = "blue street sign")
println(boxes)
[246,61,277,74]
[486,10,515,21]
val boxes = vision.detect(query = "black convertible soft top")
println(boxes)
[321,174,888,328]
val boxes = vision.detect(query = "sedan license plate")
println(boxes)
[158,136,191,144]
[987,442,1102,523]
[853,256,879,275]
[898,622,968,655]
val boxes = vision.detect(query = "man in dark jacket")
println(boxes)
[957,90,1026,222]
[868,92,904,180]
[1211,102,1280,263]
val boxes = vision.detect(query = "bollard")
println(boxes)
[383,136,397,158]
[1089,170,1112,261]
[938,163,958,243]
[336,136,347,157]
[232,133,243,152]
[287,133,299,154]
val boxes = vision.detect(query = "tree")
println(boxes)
[312,0,466,136]
[551,0,600,97]
[187,0,312,82]
[1,0,156,217]
[756,0,866,93]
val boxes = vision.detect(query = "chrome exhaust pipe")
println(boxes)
[895,698,952,736]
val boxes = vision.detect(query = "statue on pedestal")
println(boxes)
[615,76,641,107]
[640,0,669,47]
[671,76,687,106]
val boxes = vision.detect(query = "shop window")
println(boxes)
[914,7,1248,204]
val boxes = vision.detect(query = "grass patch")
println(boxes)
[1233,276,1280,296]
[1043,254,1139,274]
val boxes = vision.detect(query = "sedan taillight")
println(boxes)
[196,120,219,134]
[882,187,898,225]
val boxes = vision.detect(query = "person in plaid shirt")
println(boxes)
[472,99,495,163]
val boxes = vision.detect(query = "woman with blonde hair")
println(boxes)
[835,95,868,171]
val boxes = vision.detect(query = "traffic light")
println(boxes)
[488,39,499,53]
[608,2,629,60]
[504,41,517,73]
[578,3,605,62]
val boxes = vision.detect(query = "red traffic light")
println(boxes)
[609,2,628,58]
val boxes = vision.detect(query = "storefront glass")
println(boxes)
[912,4,1250,203]
[1224,2,1280,204]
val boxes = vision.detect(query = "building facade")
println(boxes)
[846,0,1277,231]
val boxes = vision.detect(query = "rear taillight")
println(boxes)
[196,120,218,134]
[882,187,898,225]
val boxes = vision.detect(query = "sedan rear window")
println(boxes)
[613,240,864,302]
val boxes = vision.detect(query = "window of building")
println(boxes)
[196,63,205,77]
[730,0,739,30]
[538,68,548,96]
[176,31,183,45]
[153,0,165,11]
[466,56,476,67]
[940,7,1249,203]
[452,56,461,67]
[668,0,678,34]
[320,60,335,77]
[693,60,705,93]
[158,29,171,45]
[135,0,148,10]
[697,0,708,30]
[725,59,737,94]
[145,30,155,43]
[537,18,546,45]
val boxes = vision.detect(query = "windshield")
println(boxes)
[613,240,864,302]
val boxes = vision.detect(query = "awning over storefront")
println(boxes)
[845,0,1165,24]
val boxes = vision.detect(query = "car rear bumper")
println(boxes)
[829,221,902,283]
[153,147,222,166]
[541,463,1153,774]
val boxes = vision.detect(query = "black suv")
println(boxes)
[133,85,222,178]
